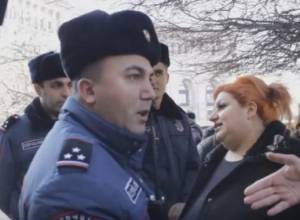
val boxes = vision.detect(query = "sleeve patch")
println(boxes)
[52,211,99,220]
[56,139,92,170]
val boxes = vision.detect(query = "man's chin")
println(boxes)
[127,124,146,135]
[52,107,62,116]
[152,95,160,103]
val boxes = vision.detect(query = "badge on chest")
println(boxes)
[124,177,142,204]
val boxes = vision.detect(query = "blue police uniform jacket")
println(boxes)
[19,97,153,220]
[0,98,55,220]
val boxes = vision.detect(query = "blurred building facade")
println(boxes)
[0,0,300,126]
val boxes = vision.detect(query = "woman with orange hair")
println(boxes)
[179,75,300,220]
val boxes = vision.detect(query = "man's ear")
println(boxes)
[165,65,169,84]
[166,71,170,83]
[77,78,96,105]
[247,101,258,119]
[33,83,42,96]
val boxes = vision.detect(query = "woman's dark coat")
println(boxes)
[181,121,300,220]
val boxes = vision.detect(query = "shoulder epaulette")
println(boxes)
[57,138,92,172]
[1,114,20,130]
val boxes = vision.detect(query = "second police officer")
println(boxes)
[0,51,71,220]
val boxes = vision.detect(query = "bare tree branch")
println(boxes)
[130,0,300,76]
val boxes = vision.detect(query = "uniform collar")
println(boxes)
[152,93,182,119]
[61,97,147,156]
[25,97,56,129]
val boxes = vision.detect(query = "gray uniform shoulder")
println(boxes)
[1,114,21,131]
[2,114,31,134]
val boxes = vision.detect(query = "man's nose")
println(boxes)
[149,74,157,85]
[62,85,71,98]
[141,79,155,100]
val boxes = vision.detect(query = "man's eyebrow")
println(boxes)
[124,65,145,73]
[50,80,64,84]
[154,69,163,73]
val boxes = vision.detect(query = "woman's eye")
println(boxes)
[217,103,226,109]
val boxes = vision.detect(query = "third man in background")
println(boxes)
[143,43,200,219]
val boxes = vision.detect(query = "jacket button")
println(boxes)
[207,198,213,202]
[150,195,156,201]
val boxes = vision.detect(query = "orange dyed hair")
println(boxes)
[213,75,292,124]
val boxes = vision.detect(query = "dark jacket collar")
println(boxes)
[246,120,288,158]
[152,93,183,119]
[205,121,288,163]
[25,97,55,129]
[61,97,147,156]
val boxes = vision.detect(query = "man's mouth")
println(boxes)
[137,110,150,122]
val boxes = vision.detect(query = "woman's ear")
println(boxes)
[247,101,258,119]
[77,78,96,105]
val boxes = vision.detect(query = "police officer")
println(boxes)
[197,128,216,162]
[0,51,71,220]
[143,43,200,219]
[19,10,160,220]
[187,111,203,145]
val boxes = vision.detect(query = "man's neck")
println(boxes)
[153,97,163,110]
[39,101,58,120]
[44,107,58,120]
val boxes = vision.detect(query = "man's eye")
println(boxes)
[154,71,163,77]
[128,73,142,80]
[51,83,60,88]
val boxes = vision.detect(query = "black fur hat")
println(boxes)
[159,43,170,67]
[0,0,8,25]
[58,10,161,80]
[28,52,66,83]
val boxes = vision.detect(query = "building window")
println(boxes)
[179,79,191,107]
[40,19,45,30]
[48,21,52,32]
